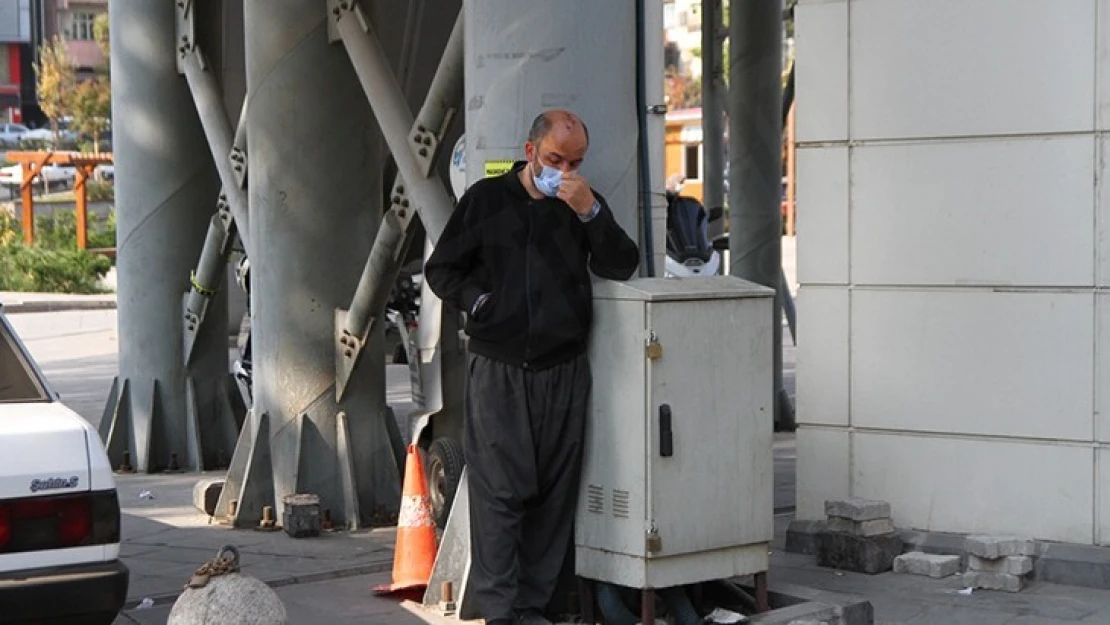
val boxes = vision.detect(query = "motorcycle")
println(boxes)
[664,189,725,278]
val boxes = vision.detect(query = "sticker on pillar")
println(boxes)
[483,160,515,178]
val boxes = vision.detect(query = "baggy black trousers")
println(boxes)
[464,351,590,622]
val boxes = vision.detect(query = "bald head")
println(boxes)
[525,109,590,174]
[527,109,590,147]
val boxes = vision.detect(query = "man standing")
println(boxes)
[425,109,640,624]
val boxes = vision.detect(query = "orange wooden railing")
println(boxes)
[8,150,114,251]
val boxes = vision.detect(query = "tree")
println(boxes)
[69,13,111,153]
[70,78,111,153]
[34,36,75,145]
[93,13,109,58]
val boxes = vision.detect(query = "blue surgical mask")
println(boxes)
[532,161,563,197]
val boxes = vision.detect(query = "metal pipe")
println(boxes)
[331,2,456,241]
[181,48,251,254]
[729,0,792,430]
[635,0,656,277]
[701,0,725,230]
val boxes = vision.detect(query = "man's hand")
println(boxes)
[557,172,596,217]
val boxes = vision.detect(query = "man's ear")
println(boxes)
[524,141,536,161]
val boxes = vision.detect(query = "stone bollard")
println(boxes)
[168,546,287,625]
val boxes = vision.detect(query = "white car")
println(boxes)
[0,163,76,188]
[0,308,128,624]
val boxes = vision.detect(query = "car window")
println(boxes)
[0,316,49,403]
[10,124,27,133]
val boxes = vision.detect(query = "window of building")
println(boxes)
[69,12,96,41]
[0,46,11,85]
[683,143,702,181]
[663,2,677,29]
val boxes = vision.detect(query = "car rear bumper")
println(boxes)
[0,559,129,624]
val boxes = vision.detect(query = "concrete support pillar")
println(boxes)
[728,0,793,430]
[216,0,399,529]
[701,0,726,225]
[464,0,644,238]
[100,0,228,473]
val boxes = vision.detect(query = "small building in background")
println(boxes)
[665,107,704,202]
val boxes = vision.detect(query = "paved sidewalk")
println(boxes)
[112,474,398,609]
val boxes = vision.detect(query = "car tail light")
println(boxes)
[0,505,9,549]
[0,490,118,554]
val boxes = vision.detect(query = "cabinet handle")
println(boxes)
[659,404,673,458]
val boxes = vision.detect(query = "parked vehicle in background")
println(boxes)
[0,306,129,624]
[0,123,28,148]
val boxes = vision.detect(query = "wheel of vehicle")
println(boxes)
[426,437,465,529]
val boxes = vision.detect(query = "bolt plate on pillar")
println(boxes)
[174,0,196,74]
[410,127,441,177]
[182,296,204,367]
[334,309,364,401]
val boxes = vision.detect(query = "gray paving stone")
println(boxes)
[966,535,1035,559]
[824,498,891,522]
[816,530,901,575]
[893,551,960,578]
[964,570,1025,593]
[969,555,1033,576]
[827,516,895,537]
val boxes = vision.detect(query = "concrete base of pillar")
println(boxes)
[99,374,239,473]
[215,390,403,531]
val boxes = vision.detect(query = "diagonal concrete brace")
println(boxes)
[182,207,237,366]
[176,6,251,255]
[331,4,463,400]
[181,102,249,366]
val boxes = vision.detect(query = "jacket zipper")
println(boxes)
[525,204,534,369]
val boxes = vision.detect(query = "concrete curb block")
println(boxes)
[736,580,874,625]
[121,559,394,612]
[786,520,1110,592]
[0,299,117,314]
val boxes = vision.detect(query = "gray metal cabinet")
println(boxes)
[575,276,775,589]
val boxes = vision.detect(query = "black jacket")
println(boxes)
[425,162,640,370]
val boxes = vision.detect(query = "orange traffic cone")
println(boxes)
[373,444,438,595]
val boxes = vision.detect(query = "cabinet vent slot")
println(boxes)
[587,485,604,515]
[612,489,630,519]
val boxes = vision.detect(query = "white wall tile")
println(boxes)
[851,137,1095,287]
[1099,0,1110,130]
[795,426,850,521]
[851,0,1096,139]
[797,286,849,426]
[1100,138,1110,288]
[797,147,849,284]
[855,432,1093,544]
[795,0,848,143]
[1098,447,1110,545]
[852,289,1095,441]
[1099,293,1110,441]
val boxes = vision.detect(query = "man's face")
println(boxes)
[526,123,588,175]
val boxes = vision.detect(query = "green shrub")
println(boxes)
[0,243,111,293]
[87,180,113,202]
[30,208,116,252]
[0,207,114,293]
